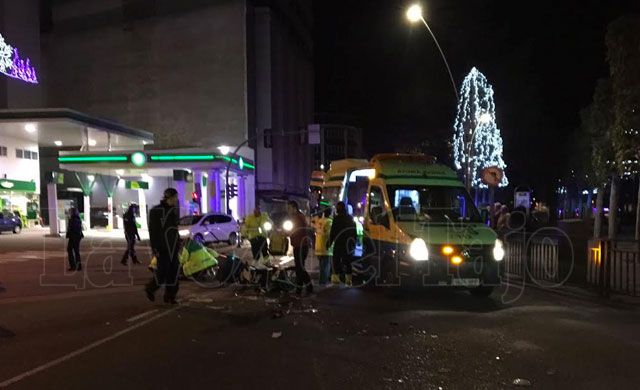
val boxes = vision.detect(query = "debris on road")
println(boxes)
[430,334,439,339]
[189,297,214,303]
[337,337,345,342]
[438,368,451,374]
[512,378,532,387]
[546,369,557,376]
[206,305,227,311]
[272,331,283,339]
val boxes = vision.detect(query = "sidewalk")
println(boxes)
[504,276,640,307]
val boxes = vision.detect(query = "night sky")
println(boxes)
[314,0,640,200]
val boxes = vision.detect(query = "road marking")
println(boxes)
[0,307,177,388]
[125,309,158,323]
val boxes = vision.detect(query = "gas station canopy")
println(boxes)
[58,150,255,176]
[0,108,154,149]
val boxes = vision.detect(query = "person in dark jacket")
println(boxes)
[327,202,357,286]
[121,204,142,265]
[287,200,313,295]
[66,207,84,271]
[145,188,181,304]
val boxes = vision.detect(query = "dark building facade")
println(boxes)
[40,0,314,203]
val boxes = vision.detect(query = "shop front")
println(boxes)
[0,179,39,223]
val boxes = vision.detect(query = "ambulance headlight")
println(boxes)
[263,221,273,232]
[282,220,293,232]
[493,239,505,261]
[409,238,429,261]
[179,229,191,237]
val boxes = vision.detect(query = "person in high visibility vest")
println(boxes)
[241,207,272,263]
[314,207,333,285]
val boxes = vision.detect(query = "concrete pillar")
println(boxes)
[211,169,222,213]
[107,196,114,231]
[47,182,59,236]
[138,189,148,230]
[83,195,91,230]
[194,170,203,213]
[201,172,208,214]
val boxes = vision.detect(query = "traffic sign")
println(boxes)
[481,166,504,187]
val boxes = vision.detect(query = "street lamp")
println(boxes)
[406,3,458,101]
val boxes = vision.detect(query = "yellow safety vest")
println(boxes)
[241,212,271,240]
[314,217,333,256]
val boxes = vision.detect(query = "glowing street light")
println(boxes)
[406,4,423,22]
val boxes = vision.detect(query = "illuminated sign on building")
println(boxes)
[0,33,38,84]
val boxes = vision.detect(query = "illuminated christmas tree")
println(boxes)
[452,67,508,188]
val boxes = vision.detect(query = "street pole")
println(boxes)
[224,128,311,216]
[419,17,459,102]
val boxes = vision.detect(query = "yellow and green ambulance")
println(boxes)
[355,154,504,296]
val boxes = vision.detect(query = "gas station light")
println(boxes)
[131,152,147,167]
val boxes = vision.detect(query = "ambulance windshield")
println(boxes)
[386,185,481,223]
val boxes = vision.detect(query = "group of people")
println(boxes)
[64,186,361,304]
[488,202,511,232]
[64,188,180,304]
[242,200,358,295]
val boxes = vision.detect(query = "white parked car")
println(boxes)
[178,213,239,246]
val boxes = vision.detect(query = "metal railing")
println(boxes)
[587,239,640,297]
[504,234,561,285]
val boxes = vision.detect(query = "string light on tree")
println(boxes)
[452,67,508,189]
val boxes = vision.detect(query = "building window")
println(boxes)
[24,150,32,159]
[0,146,6,156]
[31,151,38,160]
[264,129,273,148]
[15,149,23,158]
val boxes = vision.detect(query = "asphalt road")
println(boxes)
[1,230,640,389]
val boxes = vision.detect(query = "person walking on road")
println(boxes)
[314,207,333,286]
[66,207,84,271]
[121,204,142,265]
[241,206,272,264]
[145,188,181,304]
[287,200,313,295]
[327,202,357,287]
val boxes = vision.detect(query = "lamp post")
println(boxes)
[406,4,458,101]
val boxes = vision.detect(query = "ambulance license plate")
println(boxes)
[452,278,480,287]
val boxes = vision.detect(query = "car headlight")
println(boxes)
[263,221,273,232]
[493,239,505,261]
[282,220,293,232]
[409,238,429,261]
[179,229,191,237]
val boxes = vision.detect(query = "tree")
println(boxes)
[579,78,615,238]
[606,16,640,239]
[452,67,508,190]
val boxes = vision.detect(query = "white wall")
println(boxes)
[0,136,41,192]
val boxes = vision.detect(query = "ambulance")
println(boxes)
[352,154,503,297]
[322,159,371,215]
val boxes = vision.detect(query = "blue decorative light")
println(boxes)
[0,34,38,84]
